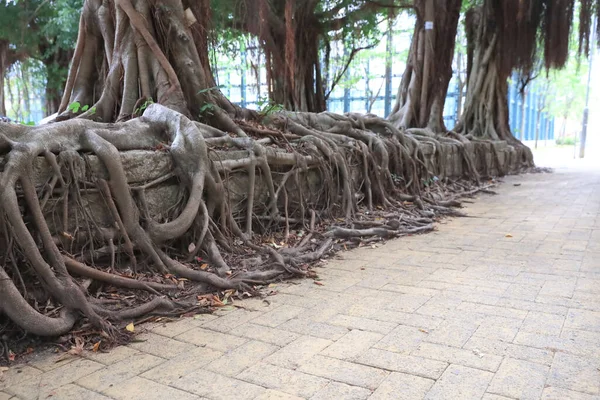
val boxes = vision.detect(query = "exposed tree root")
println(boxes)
[0,0,535,359]
[0,103,516,347]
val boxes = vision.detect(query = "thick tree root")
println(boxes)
[0,0,535,352]
[0,104,520,345]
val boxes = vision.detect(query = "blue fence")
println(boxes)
[507,78,555,142]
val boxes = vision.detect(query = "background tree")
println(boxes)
[0,0,82,117]
[388,0,462,132]
[213,0,410,112]
[455,0,598,168]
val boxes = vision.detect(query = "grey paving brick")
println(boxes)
[265,335,332,370]
[172,369,265,400]
[327,314,398,335]
[547,352,600,395]
[355,348,448,379]
[424,364,494,400]
[237,362,329,398]
[487,358,550,400]
[298,355,388,390]
[320,330,383,360]
[205,340,278,377]
[412,342,503,372]
[309,382,371,400]
[369,372,434,400]
[104,376,201,400]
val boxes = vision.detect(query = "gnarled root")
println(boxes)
[0,103,506,343]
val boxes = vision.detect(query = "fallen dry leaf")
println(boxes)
[125,323,135,333]
[92,342,101,352]
[313,281,324,286]
[67,337,85,356]
[505,234,513,238]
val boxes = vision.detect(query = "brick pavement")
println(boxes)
[2,167,600,400]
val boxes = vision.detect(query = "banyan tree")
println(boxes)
[0,0,597,342]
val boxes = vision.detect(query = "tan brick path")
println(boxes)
[2,168,600,400]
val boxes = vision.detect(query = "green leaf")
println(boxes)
[68,101,81,113]
[81,105,89,112]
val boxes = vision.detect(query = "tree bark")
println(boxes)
[455,4,533,168]
[519,89,527,141]
[389,0,461,132]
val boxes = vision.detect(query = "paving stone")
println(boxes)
[104,376,201,400]
[369,372,434,400]
[252,305,307,327]
[149,318,199,337]
[141,346,223,385]
[24,352,75,372]
[503,283,542,301]
[231,323,300,346]
[494,298,569,315]
[463,336,555,366]
[327,314,398,335]
[298,355,388,390]
[539,280,577,298]
[205,340,278,377]
[355,348,447,380]
[201,309,264,333]
[513,331,600,359]
[348,304,443,329]
[0,393,10,400]
[278,318,349,340]
[521,311,566,336]
[309,381,371,400]
[83,346,141,365]
[372,324,430,354]
[561,328,600,345]
[385,293,433,313]
[174,327,248,351]
[486,358,549,400]
[174,369,266,399]
[425,320,479,347]
[565,309,600,333]
[42,384,112,400]
[77,352,165,392]
[5,358,104,399]
[265,336,332,370]
[0,365,42,391]
[128,332,195,359]
[541,387,600,400]
[473,321,519,342]
[456,302,528,320]
[547,352,600,395]
[412,342,503,372]
[320,330,383,360]
[424,364,494,400]
[482,394,514,400]
[255,390,305,400]
[237,362,329,398]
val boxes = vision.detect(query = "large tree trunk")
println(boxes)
[389,0,461,132]
[0,40,7,117]
[41,47,72,116]
[239,0,326,112]
[455,4,534,169]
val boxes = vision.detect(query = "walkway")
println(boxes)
[1,166,600,400]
